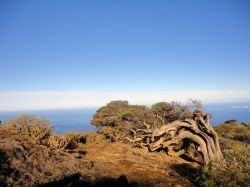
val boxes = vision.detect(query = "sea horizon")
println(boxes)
[1,102,249,134]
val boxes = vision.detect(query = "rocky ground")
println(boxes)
[0,127,198,187]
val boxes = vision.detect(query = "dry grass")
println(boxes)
[214,121,250,143]
[2,114,250,186]
[46,132,87,150]
[194,122,250,187]
[5,115,53,143]
[0,128,95,187]
[3,115,91,151]
[0,125,195,187]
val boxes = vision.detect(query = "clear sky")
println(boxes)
[0,0,250,110]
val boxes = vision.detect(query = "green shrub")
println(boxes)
[92,100,150,127]
[151,102,173,113]
[151,99,202,123]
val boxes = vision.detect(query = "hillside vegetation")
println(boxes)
[195,121,250,186]
[0,116,195,187]
[0,100,249,187]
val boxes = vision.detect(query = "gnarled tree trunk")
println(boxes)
[127,113,223,164]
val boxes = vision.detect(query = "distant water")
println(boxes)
[205,103,250,125]
[0,103,249,134]
[0,108,97,134]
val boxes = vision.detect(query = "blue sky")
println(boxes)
[0,1,250,110]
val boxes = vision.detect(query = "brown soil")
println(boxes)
[0,128,198,187]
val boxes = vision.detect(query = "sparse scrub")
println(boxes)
[5,115,53,143]
[195,142,250,186]
[1,103,249,186]
[194,121,250,186]
[214,121,250,143]
[44,132,87,150]
[4,115,88,151]
[46,133,70,150]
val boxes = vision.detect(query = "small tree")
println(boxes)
[92,100,152,141]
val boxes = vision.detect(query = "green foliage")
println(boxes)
[151,102,173,113]
[151,99,202,123]
[91,100,129,127]
[92,99,203,130]
[91,100,206,145]
[91,100,150,128]
[120,107,138,117]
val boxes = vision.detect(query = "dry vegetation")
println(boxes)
[0,100,249,187]
[4,115,88,151]
[194,122,250,187]
[0,118,195,187]
[5,115,53,143]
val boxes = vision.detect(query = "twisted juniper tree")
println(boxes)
[92,100,223,164]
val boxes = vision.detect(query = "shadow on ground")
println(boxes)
[37,173,140,187]
[0,150,18,187]
[171,163,199,182]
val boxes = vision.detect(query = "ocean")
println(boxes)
[0,103,249,134]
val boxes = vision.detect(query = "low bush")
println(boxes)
[4,115,89,151]
[194,122,250,186]
[214,122,250,143]
[43,132,87,150]
[5,115,53,143]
